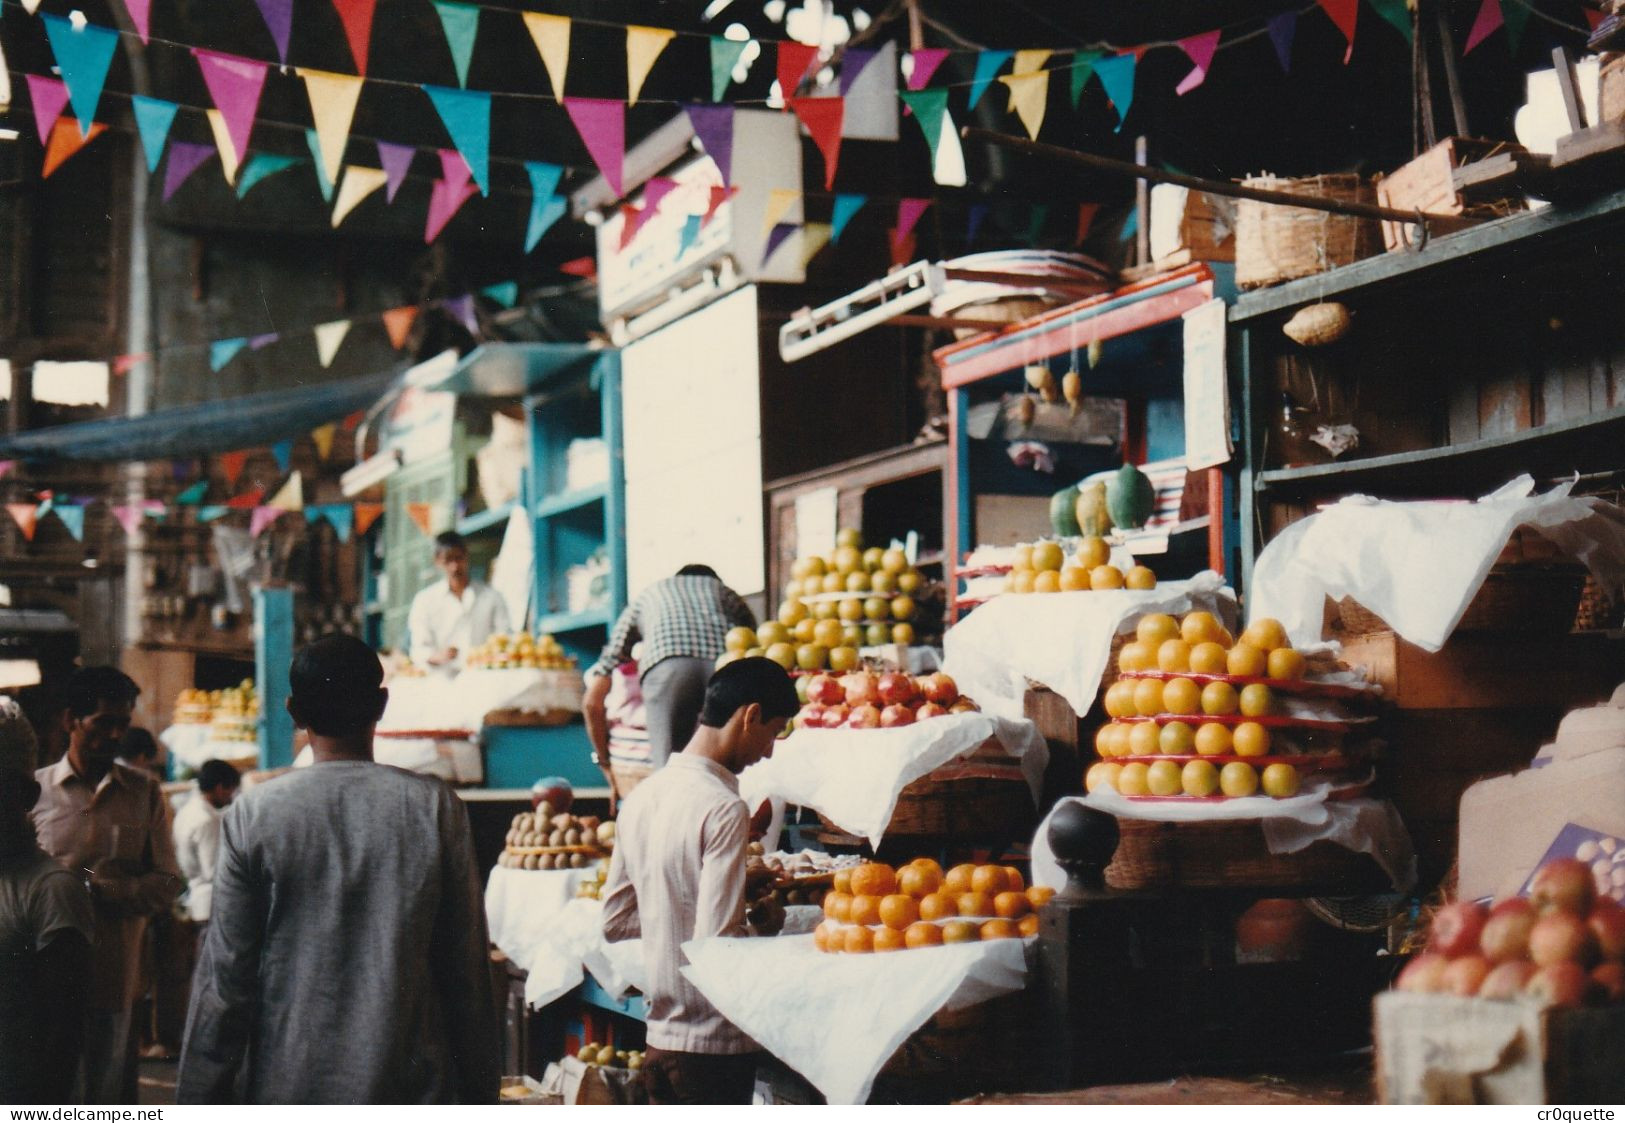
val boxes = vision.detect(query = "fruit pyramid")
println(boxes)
[792,669,979,731]
[466,631,578,671]
[1003,535,1157,595]
[815,859,1057,952]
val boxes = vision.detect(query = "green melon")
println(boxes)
[1050,485,1082,538]
[1106,463,1156,530]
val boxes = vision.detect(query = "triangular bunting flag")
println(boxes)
[525,160,564,207]
[762,187,799,234]
[968,50,1013,109]
[1069,50,1102,108]
[267,471,303,511]
[220,450,250,487]
[110,505,144,537]
[424,178,478,242]
[314,320,351,366]
[342,411,364,431]
[838,48,879,97]
[1094,54,1136,131]
[270,440,293,473]
[332,165,389,226]
[53,505,85,542]
[1267,12,1297,72]
[250,507,284,537]
[193,50,267,166]
[382,306,418,349]
[701,184,737,228]
[406,502,437,536]
[112,353,149,376]
[442,293,478,336]
[120,0,152,43]
[675,213,703,259]
[894,197,931,247]
[198,505,230,523]
[789,97,843,189]
[830,193,865,244]
[966,203,989,244]
[7,504,38,541]
[25,76,69,146]
[1120,207,1139,242]
[439,147,472,195]
[377,142,414,202]
[311,423,338,460]
[253,334,282,354]
[1464,0,1503,53]
[353,502,384,536]
[433,0,480,87]
[305,129,335,201]
[228,487,265,510]
[1317,0,1358,63]
[253,0,294,63]
[900,88,947,161]
[332,0,377,76]
[563,97,624,196]
[522,12,570,100]
[617,203,647,250]
[800,221,832,267]
[210,339,248,372]
[176,480,209,505]
[236,153,301,198]
[525,194,567,252]
[685,104,734,185]
[35,493,54,520]
[205,108,241,186]
[777,41,819,99]
[998,71,1049,140]
[1012,49,1052,76]
[1175,30,1221,95]
[907,48,949,91]
[626,25,675,106]
[710,36,749,101]
[423,86,490,195]
[0,462,16,482]
[480,281,518,309]
[1368,0,1413,43]
[325,504,354,542]
[298,70,365,187]
[1075,202,1100,244]
[42,118,107,177]
[42,16,119,137]
[643,177,678,216]
[1503,0,1530,50]
[761,222,798,268]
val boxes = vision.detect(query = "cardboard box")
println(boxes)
[1149,184,1236,264]
[1457,746,1625,901]
[1375,991,1625,1104]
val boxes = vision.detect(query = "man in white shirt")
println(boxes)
[172,760,240,924]
[407,532,511,671]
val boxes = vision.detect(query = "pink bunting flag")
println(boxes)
[425,178,478,243]
[563,98,625,197]
[250,507,285,537]
[192,50,268,164]
[894,197,931,248]
[907,48,950,91]
[1463,0,1504,53]
[643,176,679,215]
[438,148,472,195]
[26,76,69,145]
[112,353,150,375]
[0,461,14,482]
[1175,30,1221,95]
[1317,0,1358,63]
[120,0,152,43]
[109,505,143,537]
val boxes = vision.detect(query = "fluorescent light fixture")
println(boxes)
[0,660,42,690]
[32,360,111,407]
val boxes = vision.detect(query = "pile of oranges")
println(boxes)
[813,859,1056,953]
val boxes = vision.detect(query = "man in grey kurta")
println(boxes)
[177,635,498,1104]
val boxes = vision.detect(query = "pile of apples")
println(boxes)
[1004,537,1156,595]
[793,670,978,731]
[814,859,1055,953]
[1397,858,1625,1008]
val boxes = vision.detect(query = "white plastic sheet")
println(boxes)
[378,667,581,735]
[943,571,1237,716]
[484,870,646,1009]
[737,711,1048,850]
[681,933,1030,1105]
[1249,477,1625,652]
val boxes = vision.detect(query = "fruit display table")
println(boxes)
[485,868,646,1010]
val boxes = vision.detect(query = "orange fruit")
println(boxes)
[1018,914,1041,938]
[850,863,897,898]
[1128,722,1161,756]
[1132,678,1165,717]
[1026,886,1056,909]
[1060,567,1091,592]
[905,921,945,949]
[1085,761,1122,793]
[958,891,995,918]
[1219,761,1259,797]
[909,857,945,881]
[1232,722,1271,757]
[1227,643,1267,677]
[1089,566,1125,590]
[1136,614,1180,646]
[824,891,853,922]
[1125,566,1157,590]
[994,891,1032,919]
[1238,683,1274,717]
[1157,639,1192,673]
[1002,866,1025,892]
[1161,678,1201,715]
[1180,611,1225,646]
[1189,642,1228,674]
[970,865,1006,896]
[1240,618,1288,652]
[1033,570,1061,594]
[1261,762,1300,798]
[1009,570,1035,595]
[851,895,887,926]
[1200,681,1239,716]
[873,926,907,952]
[1117,641,1154,673]
[897,864,942,898]
[813,920,832,952]
[832,868,853,895]
[843,925,875,953]
[980,919,1021,940]
[1077,537,1111,569]
[879,894,921,930]
[1159,721,1195,755]
[941,920,979,944]
[1267,648,1306,680]
[1116,762,1150,796]
[918,891,959,921]
[943,863,977,896]
[1031,542,1064,572]
[1194,722,1232,756]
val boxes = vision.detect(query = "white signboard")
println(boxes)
[1182,298,1232,470]
[620,285,765,599]
[793,487,838,561]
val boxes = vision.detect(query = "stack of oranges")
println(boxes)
[813,859,1056,953]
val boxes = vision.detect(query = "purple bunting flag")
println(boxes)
[378,142,415,202]
[685,103,734,186]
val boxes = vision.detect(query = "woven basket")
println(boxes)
[1603,54,1625,125]
[879,993,1027,1089]
[1574,574,1623,632]
[1236,174,1383,290]
[1104,818,1386,891]
[816,738,1037,840]
[946,295,1059,340]
[1334,564,1589,636]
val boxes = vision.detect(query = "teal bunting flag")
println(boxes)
[830,193,866,244]
[432,1,481,88]
[305,129,335,201]
[1094,54,1136,131]
[1069,50,1102,108]
[968,50,1013,110]
[210,339,248,371]
[480,281,518,308]
[236,153,302,198]
[54,505,86,541]
[674,213,702,259]
[271,440,293,473]
[132,96,179,173]
[43,15,120,136]
[898,88,948,164]
[709,36,749,101]
[198,505,230,523]
[423,85,491,195]
[176,480,209,505]
[524,162,567,252]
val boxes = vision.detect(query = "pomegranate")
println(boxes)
[915,702,948,721]
[1530,858,1597,916]
[1429,902,1489,959]
[1478,960,1538,1000]
[918,673,960,706]
[877,673,918,708]
[1480,899,1538,963]
[818,704,850,729]
[1529,912,1598,967]
[1442,954,1492,997]
[807,674,846,708]
[1592,961,1625,1002]
[880,703,916,728]
[1589,900,1625,961]
[799,704,826,728]
[1395,954,1451,994]
[949,698,980,714]
[1523,961,1593,1009]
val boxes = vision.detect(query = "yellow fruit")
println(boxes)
[1267,647,1306,681]
[863,597,889,621]
[845,571,872,594]
[764,643,797,670]
[795,644,827,670]
[757,621,790,647]
[1031,542,1064,572]
[1157,639,1192,673]
[1077,537,1111,569]
[797,556,826,579]
[1103,681,1135,719]
[1033,570,1061,594]
[1261,762,1301,798]
[779,599,809,626]
[838,598,865,622]
[1161,677,1201,715]
[1181,611,1226,646]
[1132,678,1165,717]
[1188,642,1228,675]
[871,571,897,596]
[1232,721,1271,757]
[725,627,756,653]
[1094,724,1118,757]
[822,572,845,594]
[1128,721,1161,756]
[881,548,907,575]
[1086,762,1123,793]
[1012,544,1034,571]
[1125,565,1157,590]
[890,595,917,620]
[794,619,818,645]
[1182,759,1220,796]
[1240,617,1288,652]
[1090,566,1125,590]
[835,546,863,575]
[837,528,864,550]
[1227,642,1267,677]
[1146,759,1183,796]
[1219,761,1259,797]
[784,579,803,599]
[1194,722,1232,756]
[1060,567,1091,592]
[1159,721,1195,755]
[1010,570,1036,595]
[1136,614,1180,646]
[1200,681,1239,716]
[812,619,843,648]
[941,920,979,944]
[1118,642,1154,673]
[1116,762,1151,796]
[1238,683,1274,717]
[891,623,916,645]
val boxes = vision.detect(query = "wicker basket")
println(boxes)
[1104,818,1386,891]
[1334,564,1589,637]
[1235,174,1383,290]
[1574,574,1623,632]
[879,993,1028,1091]
[816,738,1037,840]
[1603,54,1625,125]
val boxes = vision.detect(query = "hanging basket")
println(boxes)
[1235,174,1383,290]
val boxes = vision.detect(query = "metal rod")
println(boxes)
[891,314,1026,330]
[1134,136,1150,266]
[961,127,1464,226]
[1434,0,1471,137]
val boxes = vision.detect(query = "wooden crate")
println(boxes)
[1336,630,1625,711]
[1375,138,1521,251]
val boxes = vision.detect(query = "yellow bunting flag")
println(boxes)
[999,71,1049,141]
[522,12,571,101]
[297,68,364,185]
[625,26,675,106]
[381,305,418,350]
[267,470,304,512]
[762,187,800,235]
[311,423,338,460]
[800,221,833,268]
[331,165,389,226]
[406,501,437,536]
[1012,48,1052,76]
[206,109,240,185]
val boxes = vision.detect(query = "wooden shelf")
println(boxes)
[455,501,516,536]
[534,481,607,521]
[536,605,611,634]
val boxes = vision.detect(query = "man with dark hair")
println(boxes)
[33,666,182,1103]
[1,695,93,1103]
[178,635,498,1104]
[601,657,798,1105]
[172,760,240,924]
[406,530,511,671]
[117,727,163,778]
[584,565,757,776]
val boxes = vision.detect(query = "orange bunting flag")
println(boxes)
[382,305,419,350]
[220,449,251,488]
[353,502,384,536]
[227,487,266,510]
[43,118,109,177]
[6,504,39,541]
[406,502,437,536]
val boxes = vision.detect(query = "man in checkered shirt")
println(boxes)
[583,565,757,776]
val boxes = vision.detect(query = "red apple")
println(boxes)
[1429,902,1489,959]
[1589,901,1625,961]
[1479,960,1538,1000]
[1524,961,1593,1009]
[919,673,960,706]
[819,704,850,729]
[840,671,881,709]
[807,674,846,707]
[1529,912,1598,967]
[877,672,919,707]
[949,697,979,714]
[847,704,882,729]
[1442,954,1493,997]
[1530,858,1597,916]
[915,701,948,721]
[1592,961,1625,1002]
[880,703,916,728]
[799,704,826,727]
[1481,899,1538,962]
[1396,954,1451,993]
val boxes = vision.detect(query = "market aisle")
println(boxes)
[139,1059,178,1106]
